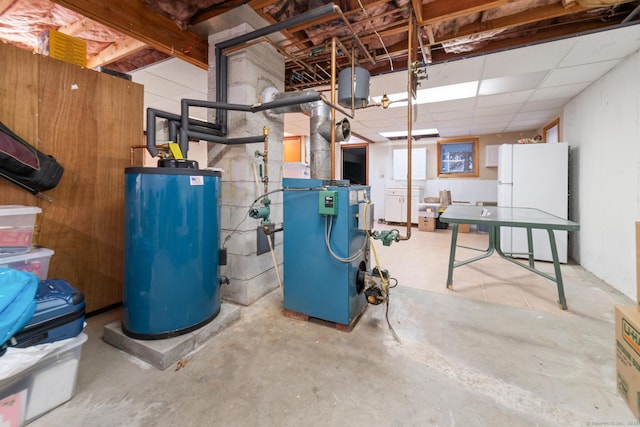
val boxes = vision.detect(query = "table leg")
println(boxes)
[526,228,535,268]
[547,229,567,310]
[446,224,459,289]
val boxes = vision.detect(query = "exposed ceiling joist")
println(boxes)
[419,0,516,26]
[49,0,208,69]
[0,0,12,15]
[86,37,147,68]
[434,3,590,45]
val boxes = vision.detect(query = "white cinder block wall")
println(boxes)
[564,48,640,300]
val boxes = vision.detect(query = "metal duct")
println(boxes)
[264,89,350,179]
[309,101,332,180]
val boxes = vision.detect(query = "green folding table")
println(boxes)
[439,205,580,310]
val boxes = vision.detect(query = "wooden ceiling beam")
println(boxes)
[87,37,147,68]
[430,18,623,62]
[419,0,515,26]
[0,0,13,15]
[58,17,93,36]
[433,3,589,45]
[49,0,208,69]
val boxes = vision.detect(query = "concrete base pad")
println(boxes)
[103,303,240,370]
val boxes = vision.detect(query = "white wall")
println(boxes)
[366,131,535,221]
[563,49,640,300]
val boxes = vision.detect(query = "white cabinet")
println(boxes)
[385,187,421,224]
[485,145,500,167]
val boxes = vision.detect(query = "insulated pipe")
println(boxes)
[214,3,338,135]
[146,108,182,157]
[178,94,322,149]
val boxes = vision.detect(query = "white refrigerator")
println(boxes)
[497,142,569,263]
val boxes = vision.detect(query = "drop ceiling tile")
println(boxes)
[473,113,517,126]
[431,109,473,121]
[476,89,534,107]
[369,71,411,96]
[421,56,485,87]
[528,82,590,102]
[478,70,548,95]
[519,98,569,112]
[475,104,524,116]
[542,60,619,87]
[424,98,477,113]
[559,25,640,67]
[482,38,575,78]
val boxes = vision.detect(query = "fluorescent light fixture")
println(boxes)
[371,81,479,109]
[380,128,439,138]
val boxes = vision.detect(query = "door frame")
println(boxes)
[340,143,369,185]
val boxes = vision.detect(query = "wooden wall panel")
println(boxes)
[0,43,41,206]
[36,55,143,312]
[1,43,143,313]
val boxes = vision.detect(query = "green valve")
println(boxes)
[318,191,338,215]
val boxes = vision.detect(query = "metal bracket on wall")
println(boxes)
[256,224,275,256]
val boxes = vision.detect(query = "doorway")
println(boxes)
[341,144,368,185]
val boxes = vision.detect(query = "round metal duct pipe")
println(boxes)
[309,101,332,180]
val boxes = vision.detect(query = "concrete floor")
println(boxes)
[29,227,636,426]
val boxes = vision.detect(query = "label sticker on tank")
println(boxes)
[190,176,204,186]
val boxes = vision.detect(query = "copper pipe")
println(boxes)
[400,11,415,241]
[319,95,354,119]
[224,37,315,76]
[330,36,337,179]
[350,45,355,112]
[262,127,269,195]
[332,5,375,64]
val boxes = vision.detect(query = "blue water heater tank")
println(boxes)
[123,167,221,339]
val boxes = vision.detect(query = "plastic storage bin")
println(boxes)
[0,333,87,425]
[0,247,54,279]
[0,205,41,256]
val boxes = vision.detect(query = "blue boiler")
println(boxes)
[282,178,369,326]
[123,167,221,339]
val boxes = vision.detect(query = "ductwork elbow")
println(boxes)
[318,117,350,142]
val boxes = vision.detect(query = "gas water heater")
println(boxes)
[282,178,373,326]
[123,163,222,339]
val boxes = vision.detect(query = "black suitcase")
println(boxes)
[10,279,85,348]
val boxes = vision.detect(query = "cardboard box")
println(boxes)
[418,216,435,232]
[636,222,639,307]
[615,305,640,420]
[38,29,86,67]
[458,224,470,233]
